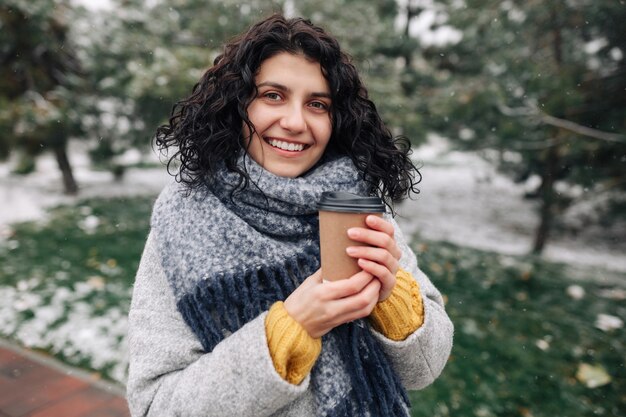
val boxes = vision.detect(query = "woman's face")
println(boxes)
[244,52,332,178]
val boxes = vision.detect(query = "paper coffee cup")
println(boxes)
[317,192,385,281]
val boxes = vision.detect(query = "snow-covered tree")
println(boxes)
[0,0,84,194]
[427,0,626,253]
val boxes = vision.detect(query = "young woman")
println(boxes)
[127,14,453,417]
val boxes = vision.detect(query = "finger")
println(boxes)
[365,215,395,238]
[324,270,374,299]
[346,246,399,272]
[362,276,383,303]
[358,259,396,300]
[347,227,402,260]
[332,279,381,323]
[365,216,403,260]
[358,258,396,281]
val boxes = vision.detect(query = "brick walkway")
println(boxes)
[0,344,130,417]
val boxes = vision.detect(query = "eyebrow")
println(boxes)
[256,81,332,99]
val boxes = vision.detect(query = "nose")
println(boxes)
[279,105,307,133]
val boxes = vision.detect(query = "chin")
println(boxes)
[268,168,305,178]
[264,163,313,178]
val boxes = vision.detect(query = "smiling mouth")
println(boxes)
[265,138,310,152]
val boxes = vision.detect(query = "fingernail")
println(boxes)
[347,228,358,237]
[346,247,357,255]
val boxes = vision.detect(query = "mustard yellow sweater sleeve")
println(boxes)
[369,268,425,341]
[265,301,322,385]
[265,270,422,383]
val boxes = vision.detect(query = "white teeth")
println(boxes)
[268,139,305,151]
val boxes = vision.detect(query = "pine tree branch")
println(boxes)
[539,113,626,144]
[498,103,626,144]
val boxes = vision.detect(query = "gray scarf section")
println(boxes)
[151,155,410,417]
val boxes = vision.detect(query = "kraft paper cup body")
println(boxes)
[317,192,385,282]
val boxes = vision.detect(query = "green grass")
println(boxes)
[0,196,154,288]
[0,196,156,382]
[410,241,626,417]
[0,196,624,415]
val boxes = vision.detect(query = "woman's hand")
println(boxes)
[283,269,381,339]
[345,215,402,302]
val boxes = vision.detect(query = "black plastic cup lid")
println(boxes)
[317,191,385,213]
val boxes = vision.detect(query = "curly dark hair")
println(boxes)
[155,14,420,209]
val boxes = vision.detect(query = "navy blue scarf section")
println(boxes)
[151,156,410,416]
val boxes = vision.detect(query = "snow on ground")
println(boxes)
[0,274,130,383]
[0,145,170,229]
[397,135,626,275]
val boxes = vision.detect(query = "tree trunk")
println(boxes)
[53,145,78,195]
[532,144,559,254]
[532,7,564,254]
[402,1,418,68]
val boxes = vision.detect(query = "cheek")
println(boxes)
[314,115,332,142]
[322,120,333,145]
[245,102,263,131]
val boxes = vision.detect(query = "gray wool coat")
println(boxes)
[126,218,453,417]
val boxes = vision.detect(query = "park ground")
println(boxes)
[0,139,624,416]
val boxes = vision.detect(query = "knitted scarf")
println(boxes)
[151,155,410,417]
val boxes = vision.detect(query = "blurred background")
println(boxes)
[0,0,624,416]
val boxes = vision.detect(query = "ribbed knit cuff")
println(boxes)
[265,301,322,385]
[369,269,424,341]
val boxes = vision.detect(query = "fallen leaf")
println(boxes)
[595,314,624,332]
[518,407,534,417]
[566,285,585,300]
[576,363,611,388]
[535,339,550,351]
[88,372,102,381]
[461,318,484,338]
[87,275,106,290]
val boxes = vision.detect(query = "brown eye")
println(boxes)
[309,101,329,110]
[264,92,281,101]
